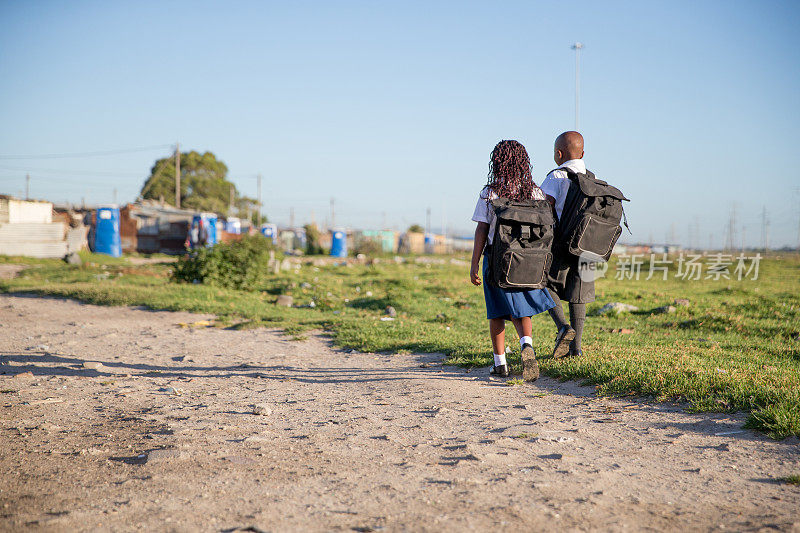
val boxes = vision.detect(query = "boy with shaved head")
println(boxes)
[540,131,592,358]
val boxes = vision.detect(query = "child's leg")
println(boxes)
[548,290,576,359]
[547,289,569,330]
[510,316,532,344]
[568,302,586,353]
[512,316,539,381]
[489,318,506,357]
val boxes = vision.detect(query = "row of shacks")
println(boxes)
[0,196,472,258]
[0,196,87,258]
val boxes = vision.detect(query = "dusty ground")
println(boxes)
[1,293,798,532]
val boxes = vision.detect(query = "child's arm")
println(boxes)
[470,222,490,286]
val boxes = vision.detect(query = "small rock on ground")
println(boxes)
[146,449,187,463]
[654,305,677,314]
[596,302,639,315]
[65,253,82,266]
[251,403,272,416]
[275,295,293,307]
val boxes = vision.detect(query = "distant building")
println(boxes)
[0,196,86,258]
[354,230,397,253]
[398,231,425,254]
[121,201,196,255]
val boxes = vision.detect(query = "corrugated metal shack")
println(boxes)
[398,231,425,254]
[0,196,86,258]
[122,201,196,255]
[354,230,398,253]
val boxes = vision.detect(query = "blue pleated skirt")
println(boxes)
[482,256,556,320]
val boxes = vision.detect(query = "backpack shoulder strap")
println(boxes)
[548,166,573,177]
[549,166,589,179]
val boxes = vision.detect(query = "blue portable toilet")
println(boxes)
[225,217,242,234]
[330,229,347,257]
[205,213,218,245]
[94,205,121,257]
[190,213,218,248]
[190,215,202,248]
[260,223,278,244]
[424,233,435,254]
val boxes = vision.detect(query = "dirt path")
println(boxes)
[1,294,798,532]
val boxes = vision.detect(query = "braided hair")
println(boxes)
[485,140,536,201]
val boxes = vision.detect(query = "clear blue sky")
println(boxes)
[1,0,799,247]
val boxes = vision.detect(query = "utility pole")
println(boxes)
[330,197,335,229]
[441,200,447,238]
[290,207,295,229]
[257,174,262,226]
[426,207,431,235]
[25,174,30,200]
[761,206,769,252]
[741,225,746,252]
[175,142,181,209]
[727,205,737,251]
[694,216,701,251]
[229,183,234,214]
[572,42,584,130]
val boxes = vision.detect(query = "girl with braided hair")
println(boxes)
[470,140,555,380]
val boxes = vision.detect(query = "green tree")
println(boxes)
[235,196,266,226]
[407,224,424,233]
[304,223,325,255]
[140,151,242,216]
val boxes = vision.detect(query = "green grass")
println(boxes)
[2,251,799,439]
[779,474,800,485]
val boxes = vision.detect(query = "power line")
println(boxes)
[0,173,141,184]
[0,164,142,177]
[0,144,173,160]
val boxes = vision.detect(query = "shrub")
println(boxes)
[304,223,325,255]
[171,236,274,290]
[352,238,382,256]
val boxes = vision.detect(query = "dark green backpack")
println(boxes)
[556,168,630,262]
[487,198,555,290]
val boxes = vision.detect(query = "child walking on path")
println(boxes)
[470,140,556,381]
[540,131,593,358]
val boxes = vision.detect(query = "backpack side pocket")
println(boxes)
[497,248,552,289]
[568,214,622,261]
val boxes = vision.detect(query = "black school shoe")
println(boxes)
[521,343,539,382]
[489,364,510,377]
[552,325,576,359]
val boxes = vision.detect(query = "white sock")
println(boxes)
[520,336,533,348]
[493,353,507,367]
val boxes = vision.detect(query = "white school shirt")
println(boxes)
[471,185,546,245]
[539,158,586,220]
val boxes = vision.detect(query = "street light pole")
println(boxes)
[174,142,181,209]
[571,42,584,130]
